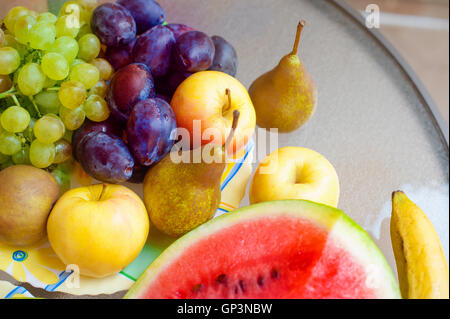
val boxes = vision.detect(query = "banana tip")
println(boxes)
[392,190,404,201]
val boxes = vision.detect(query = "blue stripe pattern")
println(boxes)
[5,286,28,299]
[44,270,73,292]
[220,140,254,191]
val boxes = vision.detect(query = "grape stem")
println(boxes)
[11,94,21,107]
[28,96,41,117]
[0,87,17,99]
[45,86,61,92]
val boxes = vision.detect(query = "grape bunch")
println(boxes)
[0,0,113,180]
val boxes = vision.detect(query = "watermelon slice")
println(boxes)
[125,200,400,299]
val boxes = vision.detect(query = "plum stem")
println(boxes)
[291,20,306,56]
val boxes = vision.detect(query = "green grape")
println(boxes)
[63,129,73,142]
[28,10,39,18]
[43,77,58,88]
[33,114,65,144]
[0,29,5,47]
[76,0,98,11]
[12,144,30,164]
[34,91,62,114]
[59,1,82,17]
[0,106,31,133]
[55,15,80,38]
[18,63,45,96]
[50,166,71,194]
[14,14,36,44]
[69,63,99,89]
[29,139,55,168]
[76,0,94,26]
[71,58,85,67]
[0,47,20,75]
[41,52,69,80]
[58,80,86,109]
[88,80,107,98]
[60,105,85,130]
[4,6,30,34]
[0,152,9,164]
[77,23,92,40]
[83,94,110,122]
[54,139,72,163]
[77,33,100,62]
[48,36,79,63]
[0,131,22,155]
[0,74,12,93]
[91,58,113,81]
[29,21,56,50]
[12,66,21,87]
[3,34,28,57]
[23,118,35,142]
[36,12,57,24]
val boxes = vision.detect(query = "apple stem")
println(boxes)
[224,88,232,112]
[291,20,306,56]
[224,110,240,154]
[99,184,107,200]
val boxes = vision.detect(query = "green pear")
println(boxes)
[249,21,317,132]
[143,109,240,237]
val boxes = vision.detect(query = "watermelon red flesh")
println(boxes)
[137,216,375,299]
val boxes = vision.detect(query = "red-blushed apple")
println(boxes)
[170,71,256,154]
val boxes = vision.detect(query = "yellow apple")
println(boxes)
[47,183,149,278]
[249,147,340,207]
[171,70,256,154]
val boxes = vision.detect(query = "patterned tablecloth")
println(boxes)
[0,141,255,298]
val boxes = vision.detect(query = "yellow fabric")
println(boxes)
[0,141,254,297]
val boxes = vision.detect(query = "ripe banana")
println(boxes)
[390,190,449,299]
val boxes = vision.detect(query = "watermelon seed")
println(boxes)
[239,280,246,292]
[271,269,279,279]
[257,275,264,287]
[216,274,228,285]
[191,283,203,293]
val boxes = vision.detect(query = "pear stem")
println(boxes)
[291,20,306,56]
[224,109,240,154]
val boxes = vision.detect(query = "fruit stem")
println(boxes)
[45,86,61,92]
[224,109,240,153]
[11,94,21,108]
[291,20,306,56]
[223,88,232,113]
[0,87,16,99]
[28,96,41,117]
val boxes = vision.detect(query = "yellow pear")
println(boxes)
[249,21,317,132]
[390,191,449,299]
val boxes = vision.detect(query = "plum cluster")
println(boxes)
[74,0,238,184]
[99,0,238,99]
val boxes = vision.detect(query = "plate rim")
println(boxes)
[329,0,449,152]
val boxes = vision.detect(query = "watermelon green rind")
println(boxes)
[330,213,401,298]
[124,200,400,299]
